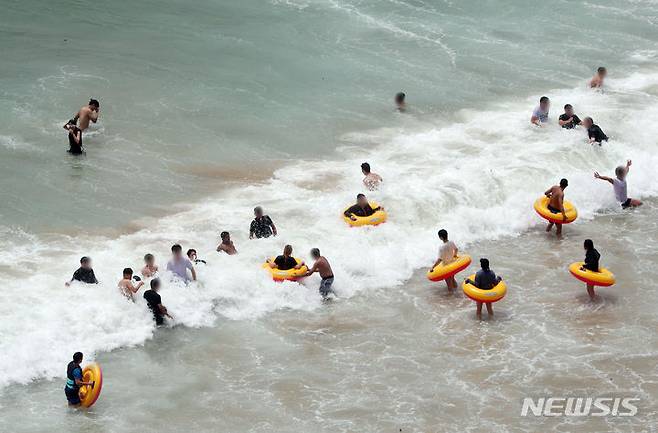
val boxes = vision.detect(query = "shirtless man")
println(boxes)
[544,179,569,237]
[589,67,607,88]
[395,92,406,112]
[361,162,383,191]
[118,267,144,300]
[141,253,159,278]
[304,248,335,299]
[66,99,100,131]
[216,231,237,255]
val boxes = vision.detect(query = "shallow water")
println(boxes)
[2,0,658,432]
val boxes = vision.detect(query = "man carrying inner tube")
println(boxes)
[465,258,502,319]
[65,352,94,407]
[344,194,383,221]
[544,179,569,237]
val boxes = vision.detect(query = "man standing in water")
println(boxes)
[143,278,172,325]
[531,96,550,126]
[65,256,98,286]
[594,160,642,208]
[430,229,459,291]
[395,92,406,112]
[64,124,83,154]
[544,179,569,237]
[304,248,335,299]
[589,67,607,88]
[465,258,502,319]
[65,99,100,131]
[361,162,383,191]
[216,231,237,255]
[250,206,277,239]
[166,244,197,282]
[64,352,94,407]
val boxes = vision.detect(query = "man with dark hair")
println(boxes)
[344,194,383,221]
[141,253,158,278]
[250,206,277,239]
[361,162,383,191]
[395,92,406,111]
[64,352,94,407]
[582,117,608,144]
[594,160,642,208]
[66,256,98,286]
[531,96,550,126]
[430,229,459,291]
[216,231,237,255]
[304,248,335,299]
[580,239,601,300]
[187,249,206,265]
[466,258,502,318]
[590,67,607,88]
[268,245,303,271]
[544,179,569,237]
[118,267,144,300]
[65,99,100,131]
[558,104,581,129]
[166,244,196,282]
[143,278,171,325]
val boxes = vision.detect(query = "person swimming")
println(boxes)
[429,229,459,291]
[580,239,601,300]
[361,162,383,191]
[64,352,94,407]
[344,194,383,221]
[558,104,582,129]
[465,258,502,319]
[544,179,569,237]
[589,66,607,88]
[531,96,550,126]
[582,117,608,144]
[594,160,642,208]
[395,92,406,112]
[268,245,304,271]
[304,248,335,299]
[216,231,237,255]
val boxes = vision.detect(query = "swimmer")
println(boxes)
[250,206,277,239]
[268,245,303,271]
[558,104,582,129]
[166,244,196,282]
[66,256,98,286]
[65,99,100,131]
[118,267,144,300]
[465,258,502,319]
[64,352,94,407]
[580,239,600,300]
[361,162,383,191]
[395,92,406,112]
[594,160,642,208]
[429,229,459,291]
[344,194,383,221]
[141,253,159,278]
[187,249,206,265]
[64,124,83,154]
[589,67,607,88]
[143,278,172,325]
[531,96,550,126]
[216,231,237,255]
[544,179,569,237]
[582,117,608,145]
[304,248,335,299]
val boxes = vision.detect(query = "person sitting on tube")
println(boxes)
[344,194,383,222]
[268,245,303,271]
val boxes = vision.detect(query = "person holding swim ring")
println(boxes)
[465,258,502,319]
[544,179,569,237]
[64,352,94,407]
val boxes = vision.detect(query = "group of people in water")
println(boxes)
[63,66,644,405]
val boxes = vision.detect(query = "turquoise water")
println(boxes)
[2,0,657,229]
[2,1,658,432]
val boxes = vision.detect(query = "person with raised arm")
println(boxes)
[594,160,642,209]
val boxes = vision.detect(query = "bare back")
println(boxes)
[314,257,333,278]
[548,185,564,209]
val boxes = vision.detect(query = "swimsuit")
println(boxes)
[319,276,334,298]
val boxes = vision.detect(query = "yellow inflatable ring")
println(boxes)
[534,196,578,224]
[427,255,472,282]
[78,363,103,408]
[263,257,308,282]
[462,274,507,303]
[343,201,387,227]
[568,262,615,287]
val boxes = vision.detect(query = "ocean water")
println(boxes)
[1,0,658,431]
